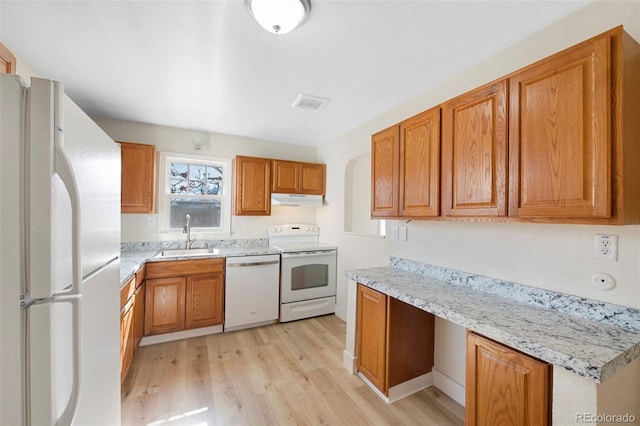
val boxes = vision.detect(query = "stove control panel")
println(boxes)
[269,224,320,237]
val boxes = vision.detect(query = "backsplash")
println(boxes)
[121,238,269,252]
[391,256,640,333]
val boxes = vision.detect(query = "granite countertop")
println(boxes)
[120,241,281,285]
[346,257,640,384]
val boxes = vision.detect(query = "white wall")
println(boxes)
[317,0,640,418]
[93,117,320,242]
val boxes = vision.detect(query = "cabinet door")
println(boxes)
[120,301,134,382]
[371,126,400,217]
[132,281,145,349]
[120,142,156,214]
[466,332,551,426]
[272,160,300,193]
[144,277,186,335]
[509,32,611,219]
[185,273,224,329]
[399,107,441,217]
[299,162,326,195]
[443,80,507,217]
[0,42,16,74]
[234,156,271,216]
[387,297,435,389]
[356,284,388,393]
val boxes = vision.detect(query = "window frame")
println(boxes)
[158,151,232,238]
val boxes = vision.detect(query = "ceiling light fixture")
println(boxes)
[245,0,311,35]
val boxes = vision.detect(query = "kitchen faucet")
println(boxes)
[183,213,196,249]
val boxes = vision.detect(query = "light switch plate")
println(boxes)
[391,226,399,240]
[399,227,407,241]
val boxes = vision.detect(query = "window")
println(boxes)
[159,152,232,235]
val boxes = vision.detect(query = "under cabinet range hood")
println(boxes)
[271,193,323,206]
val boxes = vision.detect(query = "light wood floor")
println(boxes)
[121,315,465,426]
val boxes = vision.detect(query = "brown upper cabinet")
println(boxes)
[371,126,400,217]
[442,79,508,217]
[0,42,16,74]
[509,26,640,223]
[299,162,326,195]
[372,26,640,224]
[371,107,440,218]
[272,159,326,195]
[120,142,156,214]
[235,156,326,216]
[272,160,299,193]
[234,156,271,216]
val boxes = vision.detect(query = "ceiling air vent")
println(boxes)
[291,93,330,111]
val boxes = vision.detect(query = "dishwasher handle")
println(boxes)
[281,250,337,258]
[227,260,280,268]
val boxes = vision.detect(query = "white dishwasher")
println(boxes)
[224,254,281,332]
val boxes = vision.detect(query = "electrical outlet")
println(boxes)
[595,234,618,261]
[147,215,157,228]
[391,226,399,240]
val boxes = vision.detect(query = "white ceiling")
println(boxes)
[1,0,591,146]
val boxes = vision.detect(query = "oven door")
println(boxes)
[280,250,337,304]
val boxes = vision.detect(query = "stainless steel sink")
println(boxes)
[156,248,219,257]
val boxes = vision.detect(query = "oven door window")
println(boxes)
[291,264,328,290]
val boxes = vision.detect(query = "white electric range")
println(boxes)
[269,224,337,322]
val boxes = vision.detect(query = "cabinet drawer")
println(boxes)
[120,275,136,309]
[146,258,224,279]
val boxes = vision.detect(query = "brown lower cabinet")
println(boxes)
[356,284,435,395]
[466,331,552,426]
[120,267,146,382]
[144,258,224,336]
[120,297,134,382]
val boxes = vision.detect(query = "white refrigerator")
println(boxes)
[1,74,121,425]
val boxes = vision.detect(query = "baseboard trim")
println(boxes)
[357,371,433,403]
[343,350,357,374]
[140,325,223,346]
[432,368,466,407]
[334,304,347,321]
[388,372,433,403]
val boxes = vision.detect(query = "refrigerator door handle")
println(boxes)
[51,81,82,299]
[51,294,82,426]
